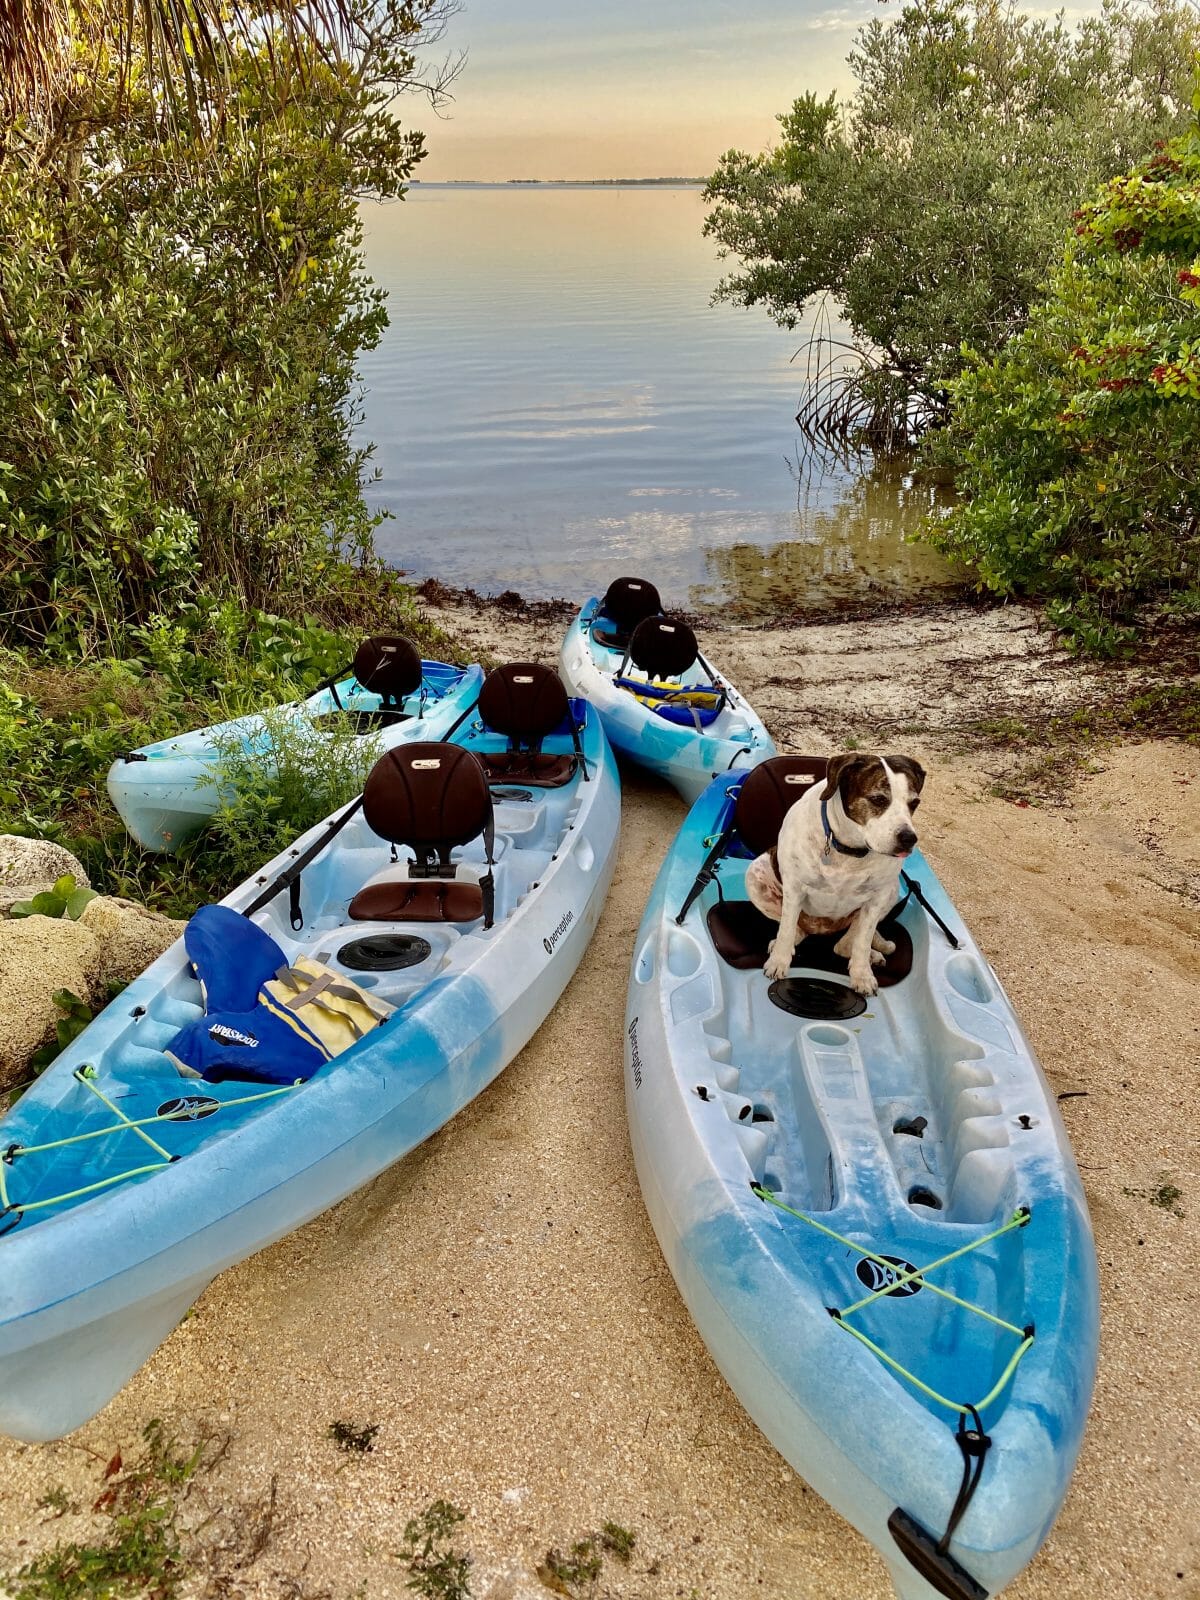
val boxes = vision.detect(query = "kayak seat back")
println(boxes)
[475,663,578,788]
[701,756,914,984]
[627,615,699,680]
[348,741,496,925]
[590,575,662,650]
[352,635,424,709]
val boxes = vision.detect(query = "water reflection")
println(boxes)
[693,457,959,616]
[358,186,959,616]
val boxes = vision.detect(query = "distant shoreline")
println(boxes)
[410,177,706,188]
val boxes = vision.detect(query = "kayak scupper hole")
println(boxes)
[751,1104,776,1123]
[908,1185,944,1211]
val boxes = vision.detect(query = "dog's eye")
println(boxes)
[869,792,889,807]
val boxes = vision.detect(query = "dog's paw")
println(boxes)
[849,963,879,997]
[764,942,793,982]
[869,948,885,967]
[871,933,896,956]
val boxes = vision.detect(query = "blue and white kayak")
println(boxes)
[559,598,775,805]
[0,671,617,1441]
[625,758,1098,1600]
[107,638,484,852]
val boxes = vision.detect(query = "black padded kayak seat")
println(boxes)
[708,899,914,986]
[353,635,424,708]
[626,614,699,681]
[348,741,495,926]
[474,662,577,789]
[591,576,662,650]
[703,754,913,985]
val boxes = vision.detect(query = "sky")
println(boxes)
[411,0,884,182]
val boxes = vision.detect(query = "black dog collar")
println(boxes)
[820,798,871,858]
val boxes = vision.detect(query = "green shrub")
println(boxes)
[923,95,1200,651]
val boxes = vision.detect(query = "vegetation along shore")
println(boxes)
[0,0,1197,1594]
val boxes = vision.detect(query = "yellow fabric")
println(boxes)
[621,681,722,710]
[260,958,395,1061]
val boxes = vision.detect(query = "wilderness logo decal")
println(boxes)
[855,1254,923,1298]
[157,1095,220,1121]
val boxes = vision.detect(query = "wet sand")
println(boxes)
[1,600,1197,1600]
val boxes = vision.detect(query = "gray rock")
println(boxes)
[0,836,90,917]
[78,896,185,993]
[0,916,100,1092]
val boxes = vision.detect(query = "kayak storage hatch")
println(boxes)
[0,666,617,1441]
[624,758,1099,1600]
[107,636,485,852]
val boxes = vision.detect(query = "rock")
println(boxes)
[78,896,186,992]
[0,916,100,1092]
[0,835,90,917]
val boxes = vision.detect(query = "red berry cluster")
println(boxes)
[1178,270,1200,289]
[1098,376,1141,392]
[1110,228,1143,252]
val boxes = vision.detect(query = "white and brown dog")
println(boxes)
[747,753,926,995]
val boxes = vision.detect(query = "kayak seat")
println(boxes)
[347,741,496,926]
[353,635,424,710]
[616,617,728,721]
[590,575,662,650]
[474,662,579,789]
[702,755,913,984]
[706,899,913,986]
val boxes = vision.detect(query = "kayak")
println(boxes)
[0,667,618,1441]
[559,590,775,805]
[625,757,1098,1600]
[107,636,484,852]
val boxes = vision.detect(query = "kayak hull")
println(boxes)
[559,601,775,803]
[106,660,485,852]
[625,771,1098,1599]
[1,712,617,1440]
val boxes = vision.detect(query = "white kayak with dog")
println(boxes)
[625,753,1099,1600]
[0,664,618,1442]
[559,577,775,804]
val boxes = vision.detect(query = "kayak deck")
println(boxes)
[4,750,588,1231]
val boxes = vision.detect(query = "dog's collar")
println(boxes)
[820,798,871,858]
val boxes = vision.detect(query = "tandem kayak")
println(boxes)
[107,635,484,852]
[625,757,1098,1600]
[0,665,617,1441]
[559,580,775,805]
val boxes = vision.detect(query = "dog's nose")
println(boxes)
[896,827,918,853]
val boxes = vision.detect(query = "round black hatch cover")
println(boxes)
[767,977,866,1020]
[490,787,534,803]
[338,934,432,972]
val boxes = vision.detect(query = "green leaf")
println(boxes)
[65,887,98,919]
[52,873,78,897]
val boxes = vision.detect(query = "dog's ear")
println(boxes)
[885,755,927,795]
[821,752,868,802]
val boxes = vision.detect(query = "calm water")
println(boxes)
[358,185,955,617]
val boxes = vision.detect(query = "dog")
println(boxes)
[747,753,926,996]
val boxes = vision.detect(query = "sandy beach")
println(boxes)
[1,596,1196,1600]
